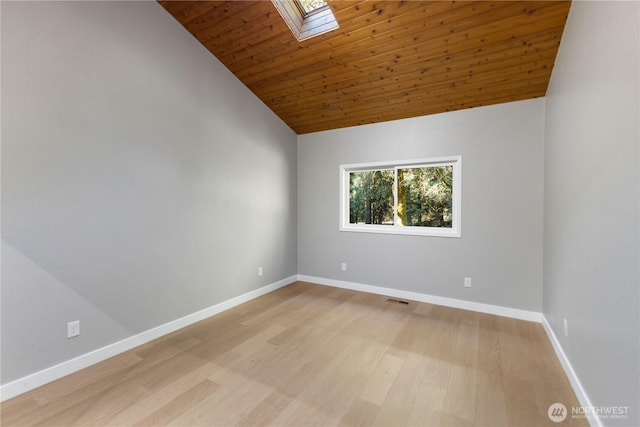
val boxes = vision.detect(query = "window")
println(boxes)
[340,156,462,237]
[272,0,339,42]
[296,0,328,15]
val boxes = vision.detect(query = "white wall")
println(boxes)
[298,99,545,312]
[543,1,639,425]
[1,1,297,384]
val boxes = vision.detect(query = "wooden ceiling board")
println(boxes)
[159,0,571,134]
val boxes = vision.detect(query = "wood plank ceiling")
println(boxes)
[160,1,571,134]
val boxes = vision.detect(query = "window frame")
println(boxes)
[272,0,339,42]
[339,156,462,238]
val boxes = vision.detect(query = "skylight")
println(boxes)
[296,0,328,15]
[272,0,338,42]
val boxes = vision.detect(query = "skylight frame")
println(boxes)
[272,0,339,42]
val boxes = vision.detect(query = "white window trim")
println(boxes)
[339,156,462,238]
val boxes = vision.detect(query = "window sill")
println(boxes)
[340,224,461,238]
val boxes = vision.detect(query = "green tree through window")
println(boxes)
[397,166,453,228]
[349,170,394,224]
[296,0,327,15]
[348,166,453,228]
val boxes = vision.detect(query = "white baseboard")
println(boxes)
[297,274,542,322]
[0,275,297,402]
[541,315,601,427]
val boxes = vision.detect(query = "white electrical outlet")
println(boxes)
[563,318,569,336]
[464,277,472,288]
[341,262,347,271]
[67,320,80,338]
[258,267,263,277]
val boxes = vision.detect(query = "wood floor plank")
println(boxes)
[0,397,40,425]
[406,383,448,427]
[475,384,509,427]
[1,282,588,427]
[370,358,419,426]
[132,379,219,427]
[28,352,145,407]
[358,354,403,406]
[444,365,478,422]
[105,362,220,426]
[31,383,149,427]
[339,398,380,427]
[270,336,375,426]
[236,391,294,427]
[443,312,480,422]
[475,313,505,389]
[167,373,273,426]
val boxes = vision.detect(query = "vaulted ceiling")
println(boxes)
[160,1,571,134]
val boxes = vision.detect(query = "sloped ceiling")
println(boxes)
[160,1,571,134]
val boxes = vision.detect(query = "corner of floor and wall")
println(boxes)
[1,1,638,427]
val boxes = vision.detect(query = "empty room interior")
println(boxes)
[1,0,638,426]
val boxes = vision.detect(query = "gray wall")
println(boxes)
[298,99,545,312]
[543,1,639,425]
[1,1,297,384]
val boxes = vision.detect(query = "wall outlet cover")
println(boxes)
[67,320,80,338]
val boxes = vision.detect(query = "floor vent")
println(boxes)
[386,298,410,305]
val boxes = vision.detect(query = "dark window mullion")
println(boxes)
[292,0,307,17]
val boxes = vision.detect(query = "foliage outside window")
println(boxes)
[340,157,461,237]
[296,0,328,15]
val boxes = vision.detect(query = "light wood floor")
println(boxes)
[1,282,586,426]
